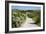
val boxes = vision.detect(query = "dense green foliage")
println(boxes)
[12,10,26,28]
[27,10,41,26]
[12,9,41,28]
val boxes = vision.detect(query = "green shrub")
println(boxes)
[12,12,26,28]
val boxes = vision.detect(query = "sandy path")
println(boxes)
[21,17,39,28]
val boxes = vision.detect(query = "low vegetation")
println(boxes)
[12,9,41,28]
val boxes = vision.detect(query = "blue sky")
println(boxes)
[12,6,41,10]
